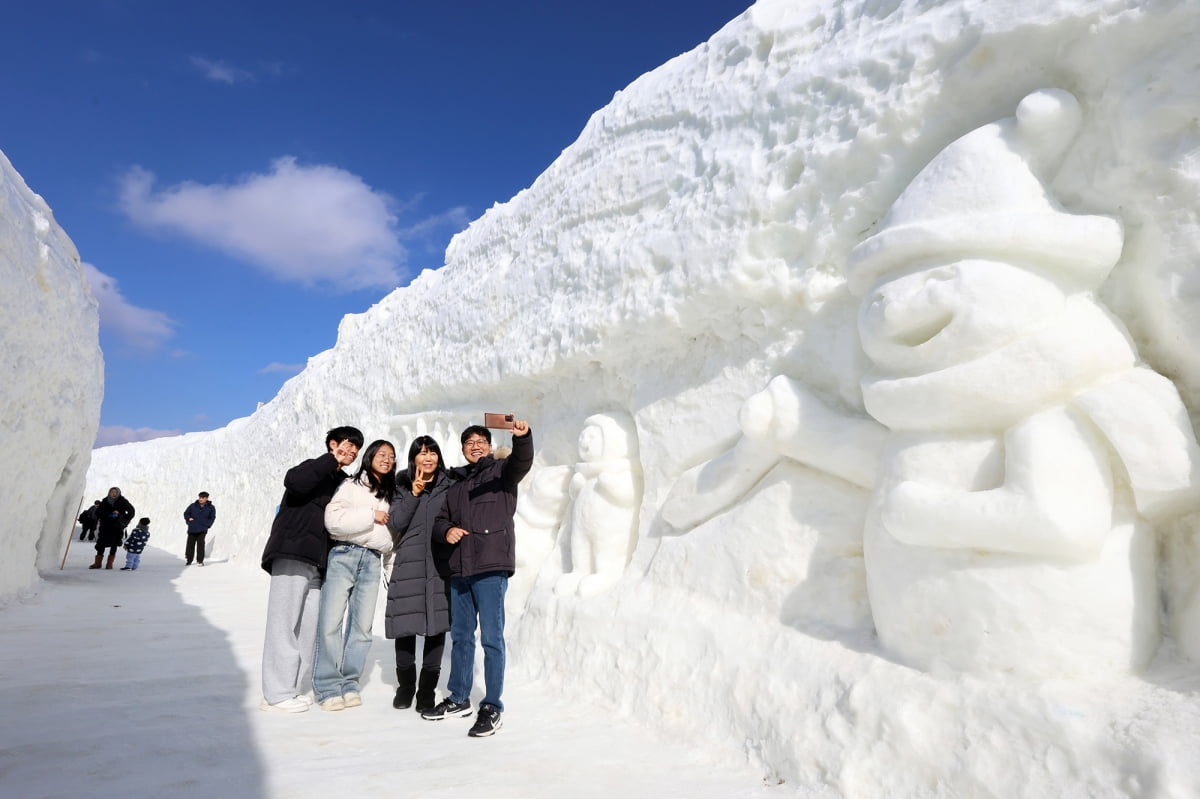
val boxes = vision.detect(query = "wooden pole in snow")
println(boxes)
[59,496,85,570]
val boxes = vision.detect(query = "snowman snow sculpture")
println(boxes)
[846,88,1200,676]
[661,89,1200,677]
[555,412,643,598]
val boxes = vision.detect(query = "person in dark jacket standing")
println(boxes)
[91,487,135,570]
[183,491,216,566]
[78,500,101,541]
[259,425,363,714]
[422,419,534,737]
[385,436,458,713]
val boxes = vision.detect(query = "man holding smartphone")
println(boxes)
[423,417,533,737]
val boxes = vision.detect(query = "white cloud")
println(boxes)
[83,262,177,350]
[117,158,411,291]
[399,206,471,240]
[257,362,305,375]
[95,425,182,448]
[190,56,255,84]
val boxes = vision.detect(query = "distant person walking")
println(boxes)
[121,518,151,571]
[78,500,101,541]
[259,425,363,714]
[385,435,458,713]
[313,439,397,711]
[91,487,135,570]
[183,491,216,566]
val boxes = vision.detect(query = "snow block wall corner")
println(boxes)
[0,149,103,601]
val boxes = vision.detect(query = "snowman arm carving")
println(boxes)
[659,436,779,533]
[881,407,1113,559]
[595,470,638,505]
[660,375,884,533]
[1072,367,1200,521]
[756,375,886,489]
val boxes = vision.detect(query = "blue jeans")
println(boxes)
[447,572,507,712]
[123,552,141,569]
[312,544,382,701]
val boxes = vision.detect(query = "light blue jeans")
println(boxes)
[447,572,508,712]
[312,544,382,702]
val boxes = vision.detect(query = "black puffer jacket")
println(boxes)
[384,470,457,638]
[260,452,349,575]
[96,493,135,547]
[433,429,534,578]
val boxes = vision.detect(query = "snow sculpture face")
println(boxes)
[859,259,1067,376]
[578,423,605,462]
[577,414,635,462]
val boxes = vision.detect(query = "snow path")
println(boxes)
[0,540,796,799]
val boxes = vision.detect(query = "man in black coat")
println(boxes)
[259,425,363,713]
[423,419,533,737]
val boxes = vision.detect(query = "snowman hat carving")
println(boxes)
[846,89,1124,296]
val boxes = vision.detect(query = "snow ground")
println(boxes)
[0,538,797,799]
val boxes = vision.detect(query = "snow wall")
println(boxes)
[0,149,103,602]
[84,0,1200,795]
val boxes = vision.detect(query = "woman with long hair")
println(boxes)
[313,439,397,710]
[385,435,457,712]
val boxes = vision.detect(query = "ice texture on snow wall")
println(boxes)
[0,149,103,601]
[85,0,1200,794]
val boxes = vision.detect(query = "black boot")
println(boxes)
[393,666,417,710]
[415,668,440,714]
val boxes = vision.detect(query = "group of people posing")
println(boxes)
[259,419,533,739]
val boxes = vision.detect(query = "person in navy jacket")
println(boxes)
[183,492,216,566]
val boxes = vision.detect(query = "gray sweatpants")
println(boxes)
[262,557,322,704]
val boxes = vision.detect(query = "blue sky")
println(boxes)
[0,0,750,447]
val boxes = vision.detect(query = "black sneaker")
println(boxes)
[468,704,502,737]
[421,697,472,720]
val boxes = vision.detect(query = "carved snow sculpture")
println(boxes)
[660,374,886,535]
[555,412,643,598]
[849,88,1200,676]
[663,89,1200,677]
[509,464,572,606]
[385,411,472,467]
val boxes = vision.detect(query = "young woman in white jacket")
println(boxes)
[313,439,396,710]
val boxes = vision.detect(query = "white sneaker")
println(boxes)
[297,693,315,706]
[260,697,309,713]
[343,691,362,708]
[320,696,346,711]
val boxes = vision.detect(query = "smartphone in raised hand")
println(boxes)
[484,413,515,429]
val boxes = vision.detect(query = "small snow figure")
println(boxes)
[121,518,151,571]
[556,412,642,598]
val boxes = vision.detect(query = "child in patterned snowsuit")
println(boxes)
[121,518,151,571]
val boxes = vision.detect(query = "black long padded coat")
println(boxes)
[96,493,135,548]
[384,470,456,639]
